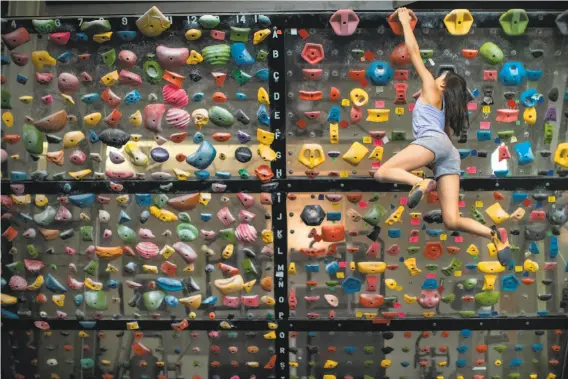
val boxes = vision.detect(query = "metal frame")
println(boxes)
[1,8,568,379]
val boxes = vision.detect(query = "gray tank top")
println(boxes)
[412,97,445,138]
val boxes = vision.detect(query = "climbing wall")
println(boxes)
[1,6,567,379]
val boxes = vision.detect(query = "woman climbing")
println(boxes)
[374,7,512,266]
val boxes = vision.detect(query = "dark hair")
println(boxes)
[442,71,470,136]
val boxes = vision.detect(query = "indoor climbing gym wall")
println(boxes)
[1,5,567,379]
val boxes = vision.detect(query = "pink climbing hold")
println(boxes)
[162,84,189,107]
[329,9,360,36]
[165,108,191,129]
[144,103,167,133]
[49,32,71,45]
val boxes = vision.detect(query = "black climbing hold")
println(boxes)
[548,87,558,102]
[300,205,326,226]
[524,223,547,241]
[235,146,252,163]
[423,209,443,224]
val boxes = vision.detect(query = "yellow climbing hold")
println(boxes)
[385,206,404,225]
[485,202,510,224]
[466,244,479,256]
[257,145,277,162]
[68,169,92,180]
[129,110,143,126]
[349,88,369,107]
[368,146,384,161]
[298,144,325,169]
[253,28,270,44]
[52,294,65,307]
[31,50,56,71]
[149,205,178,222]
[257,128,275,145]
[478,261,505,274]
[19,96,33,104]
[185,29,202,40]
[2,112,14,128]
[357,261,387,274]
[342,141,369,166]
[186,50,204,64]
[1,293,18,305]
[257,87,270,104]
[288,262,297,274]
[486,242,497,257]
[483,275,497,290]
[510,207,525,221]
[444,9,474,35]
[523,259,539,273]
[404,257,422,276]
[523,107,537,125]
[142,265,158,273]
[173,168,190,180]
[263,331,276,339]
[126,321,139,330]
[324,360,338,369]
[179,295,202,309]
[63,131,85,148]
[60,93,75,105]
[330,123,339,144]
[222,244,234,259]
[243,279,256,292]
[199,193,212,206]
[100,70,119,86]
[261,229,274,244]
[34,194,49,207]
[366,109,390,123]
[403,294,417,303]
[84,112,102,126]
[93,31,112,43]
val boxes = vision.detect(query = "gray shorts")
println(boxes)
[411,131,461,179]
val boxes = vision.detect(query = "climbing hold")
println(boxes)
[444,9,474,35]
[499,62,527,86]
[366,61,394,85]
[202,44,230,65]
[329,9,359,36]
[31,50,56,70]
[301,43,325,64]
[500,9,529,35]
[2,27,31,49]
[388,9,417,35]
[136,6,171,37]
[478,42,504,65]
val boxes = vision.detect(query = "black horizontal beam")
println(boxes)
[1,318,272,331]
[285,176,568,193]
[0,179,275,195]
[2,176,566,195]
[289,316,568,331]
[4,316,567,331]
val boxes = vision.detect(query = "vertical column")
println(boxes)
[269,25,289,379]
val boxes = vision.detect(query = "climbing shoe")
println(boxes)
[407,179,436,209]
[491,226,512,266]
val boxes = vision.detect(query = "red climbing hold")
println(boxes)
[301,43,325,64]
[388,9,418,35]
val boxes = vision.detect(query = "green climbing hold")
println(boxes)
[32,19,57,33]
[458,311,476,317]
[176,223,199,242]
[23,124,44,155]
[364,360,374,368]
[471,206,486,224]
[117,225,137,244]
[238,169,249,179]
[463,278,478,290]
[80,358,95,369]
[202,44,230,65]
[441,294,455,303]
[80,226,94,241]
[84,260,99,276]
[85,290,108,310]
[475,291,500,306]
[499,9,529,36]
[231,69,252,85]
[101,48,116,67]
[81,19,111,34]
[219,228,236,243]
[479,42,504,66]
[384,296,398,307]
[6,261,24,274]
[362,203,387,226]
[153,194,169,208]
[230,26,250,42]
[497,130,514,139]
[508,374,521,379]
[390,131,406,141]
[441,258,462,276]
[228,331,238,338]
[242,258,258,278]
[1,88,12,109]
[407,246,420,254]
[178,212,191,222]
[209,106,235,127]
[26,244,39,258]
[143,290,165,310]
[420,49,434,59]
[425,263,438,271]
[544,122,554,144]
[494,344,507,353]
[256,49,268,61]
[401,346,410,352]
[143,59,163,84]
[198,15,220,29]
[351,49,365,59]
[364,346,375,354]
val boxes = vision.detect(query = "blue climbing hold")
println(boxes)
[193,132,204,144]
[477,130,492,141]
[388,229,401,238]
[74,294,84,306]
[16,74,28,84]
[465,263,478,270]
[498,62,527,86]
[460,329,471,338]
[124,89,141,104]
[165,295,179,307]
[0,56,9,65]
[1,308,19,319]
[106,280,118,289]
[215,171,231,179]
[366,61,394,85]
[532,343,543,352]
[195,170,210,180]
[458,149,472,159]
[135,194,152,206]
[421,278,438,290]
[117,30,137,41]
[325,261,339,275]
[328,106,341,122]
[549,237,558,258]
[456,345,469,353]
[186,140,216,169]
[200,213,212,222]
[73,32,88,41]
[79,321,97,329]
[257,104,270,126]
[501,274,520,292]
[520,88,542,107]
[514,141,534,165]
[512,192,528,202]
[192,92,204,102]
[401,361,409,367]
[81,93,101,104]
[10,171,28,181]
[255,68,269,81]
[202,296,217,305]
[88,129,100,144]
[456,359,467,368]
[305,263,319,273]
[426,229,443,237]
[157,277,184,292]
[327,212,342,221]
[344,346,357,353]
[69,194,95,208]
[529,241,539,254]
[341,277,362,294]
[236,92,247,100]
[118,210,131,224]
[45,274,67,293]
[509,358,523,367]
[231,42,255,65]
[56,51,73,63]
[526,69,543,81]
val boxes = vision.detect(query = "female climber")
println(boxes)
[374,7,511,266]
